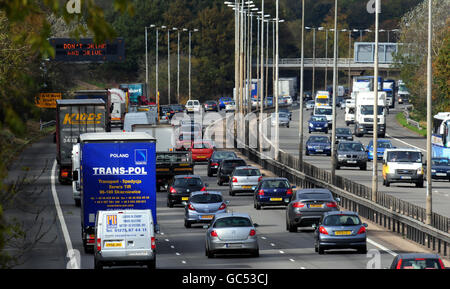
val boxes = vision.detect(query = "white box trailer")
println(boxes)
[354,91,387,138]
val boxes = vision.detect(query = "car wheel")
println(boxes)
[314,242,318,253]
[255,201,261,210]
[94,259,103,270]
[207,248,215,258]
[229,190,235,196]
[318,244,325,255]
[184,220,191,228]
[360,164,367,171]
[146,259,156,270]
[251,249,259,258]
[357,245,367,254]
[207,170,213,177]
[305,150,309,156]
[416,181,423,188]
[385,178,390,187]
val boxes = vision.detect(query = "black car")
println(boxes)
[167,175,206,207]
[286,189,340,232]
[217,158,247,186]
[430,158,450,181]
[207,150,238,177]
[203,100,219,112]
[390,253,445,269]
[334,141,368,170]
[336,127,354,141]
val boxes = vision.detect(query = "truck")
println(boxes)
[344,98,355,126]
[353,91,387,138]
[55,99,108,184]
[108,88,127,128]
[131,124,194,191]
[315,91,330,107]
[278,77,298,100]
[74,90,112,131]
[353,76,383,93]
[383,79,396,108]
[397,80,410,104]
[79,132,157,253]
[119,83,149,106]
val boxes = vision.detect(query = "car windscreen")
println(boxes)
[338,143,364,152]
[223,160,246,168]
[297,193,332,200]
[316,98,328,104]
[173,177,203,187]
[399,258,442,269]
[336,128,351,134]
[377,142,392,148]
[387,151,422,163]
[190,194,222,204]
[360,105,384,115]
[261,180,290,189]
[309,136,329,143]
[431,158,449,166]
[193,142,211,149]
[315,108,332,115]
[323,215,361,226]
[213,217,252,228]
[233,168,261,176]
[311,116,327,122]
[212,151,237,160]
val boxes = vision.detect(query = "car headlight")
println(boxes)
[338,154,347,159]
[431,169,436,173]
[417,167,423,175]
[309,123,313,127]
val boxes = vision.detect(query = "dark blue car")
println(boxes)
[431,158,450,181]
[308,115,329,134]
[218,97,233,110]
[366,139,394,161]
[306,135,331,156]
[254,177,295,210]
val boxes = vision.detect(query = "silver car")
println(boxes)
[229,166,262,196]
[305,100,315,110]
[184,191,228,228]
[204,213,259,258]
[313,211,368,255]
[271,112,290,128]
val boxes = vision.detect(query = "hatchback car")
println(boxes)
[308,115,329,134]
[207,150,238,177]
[217,158,247,185]
[271,112,290,128]
[190,141,214,162]
[334,141,368,170]
[286,189,340,232]
[279,108,292,120]
[184,191,228,228]
[366,139,394,161]
[204,213,259,258]
[229,166,262,196]
[305,135,331,156]
[336,127,353,141]
[218,97,234,110]
[305,100,315,110]
[313,211,368,255]
[167,175,206,208]
[225,101,236,112]
[389,253,446,269]
[254,177,295,210]
[203,100,218,112]
[430,158,450,181]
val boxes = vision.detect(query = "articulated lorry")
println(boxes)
[79,132,157,253]
[353,91,387,138]
[383,79,396,109]
[56,99,108,184]
[132,124,194,191]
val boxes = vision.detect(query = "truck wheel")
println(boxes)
[75,199,81,207]
[94,259,103,270]
[255,202,261,210]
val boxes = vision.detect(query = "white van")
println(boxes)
[185,99,201,113]
[123,112,151,132]
[94,209,156,269]
[71,143,81,207]
[382,148,424,188]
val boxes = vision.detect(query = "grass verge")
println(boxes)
[395,112,427,137]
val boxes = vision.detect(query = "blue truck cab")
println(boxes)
[79,132,157,253]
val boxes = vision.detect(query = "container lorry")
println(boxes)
[55,99,108,184]
[131,124,194,191]
[353,91,387,138]
[79,132,157,253]
[74,90,112,131]
[383,79,396,109]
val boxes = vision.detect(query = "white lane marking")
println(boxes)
[367,238,397,257]
[51,160,78,269]
[171,245,175,249]
[289,259,295,262]
[261,236,267,240]
[176,252,181,256]
[181,260,187,264]
[279,250,285,254]
[270,243,276,247]
[385,133,426,152]
[165,238,170,242]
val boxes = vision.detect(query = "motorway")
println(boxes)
[264,103,450,218]
[6,115,448,270]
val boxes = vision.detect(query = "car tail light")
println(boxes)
[200,186,207,191]
[219,203,227,210]
[258,190,264,196]
[151,237,156,250]
[319,226,328,235]
[188,204,196,211]
[249,229,256,237]
[396,259,403,269]
[232,177,238,183]
[293,202,305,208]
[210,230,218,237]
[357,226,366,234]
[61,169,69,178]
[211,162,219,167]
[96,238,101,252]
[287,188,293,195]
[326,201,338,208]
[258,176,263,182]
[438,258,445,269]
[87,234,95,244]
[169,187,177,194]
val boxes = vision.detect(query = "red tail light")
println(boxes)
[210,230,218,237]
[396,259,403,269]
[61,169,69,178]
[438,258,445,269]
[249,229,256,236]
[188,204,196,211]
[293,202,305,208]
[287,188,293,195]
[258,176,263,182]
[169,187,177,194]
[200,186,207,191]
[357,226,366,234]
[219,203,227,210]
[232,177,238,183]
[211,162,219,167]
[151,237,156,250]
[96,238,101,252]
[258,189,264,196]
[326,201,337,208]
[319,226,328,235]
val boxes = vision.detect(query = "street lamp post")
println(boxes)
[426,0,432,225]
[372,0,380,203]
[274,0,279,161]
[331,0,338,183]
[298,0,305,170]
[306,27,316,97]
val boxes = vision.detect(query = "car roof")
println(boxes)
[260,177,288,181]
[385,148,421,153]
[297,188,332,194]
[337,140,362,144]
[222,157,245,161]
[323,211,359,217]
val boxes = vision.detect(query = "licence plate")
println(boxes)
[226,243,242,248]
[105,242,124,248]
[334,231,352,236]
[400,176,411,179]
[316,149,323,152]
[309,204,323,208]
[182,197,189,201]
[347,160,357,164]
[242,185,252,189]
[197,156,206,158]
[201,215,214,219]
[270,198,282,201]
[436,173,447,176]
